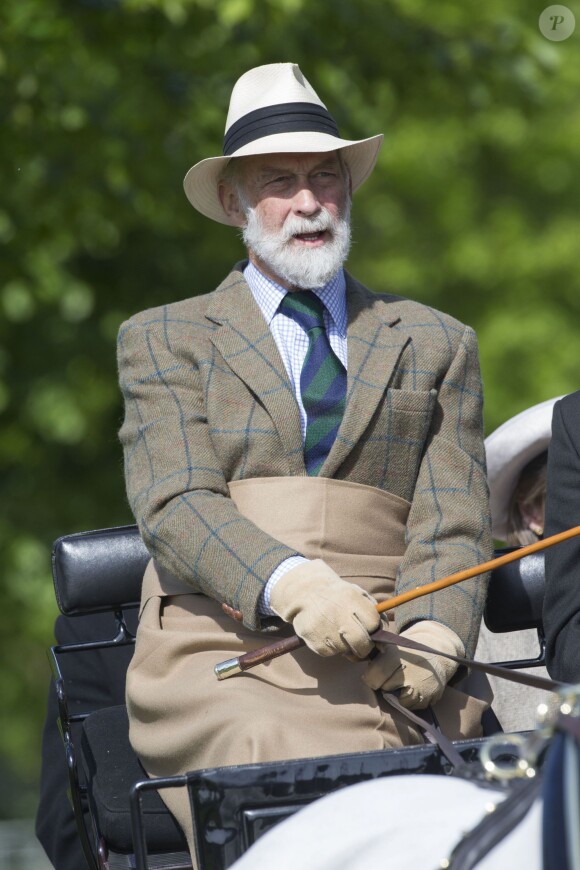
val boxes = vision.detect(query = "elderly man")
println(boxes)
[118,62,492,858]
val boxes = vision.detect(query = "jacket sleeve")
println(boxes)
[544,394,580,682]
[393,325,492,658]
[117,317,300,630]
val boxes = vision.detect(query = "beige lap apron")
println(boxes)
[126,478,489,861]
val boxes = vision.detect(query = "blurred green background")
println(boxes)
[1,0,579,821]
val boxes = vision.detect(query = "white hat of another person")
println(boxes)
[485,396,564,540]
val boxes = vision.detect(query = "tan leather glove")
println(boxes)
[362,621,464,709]
[270,559,380,658]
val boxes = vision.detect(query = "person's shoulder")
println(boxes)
[119,294,210,333]
[556,390,580,426]
[118,266,245,337]
[345,273,469,334]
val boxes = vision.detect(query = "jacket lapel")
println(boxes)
[321,273,411,477]
[206,268,305,474]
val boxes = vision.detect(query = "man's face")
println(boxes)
[220,151,352,290]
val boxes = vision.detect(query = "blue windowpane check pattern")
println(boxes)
[280,291,346,475]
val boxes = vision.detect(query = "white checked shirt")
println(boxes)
[243,261,348,614]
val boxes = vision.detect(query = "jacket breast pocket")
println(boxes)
[375,388,437,499]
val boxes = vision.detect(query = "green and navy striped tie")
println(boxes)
[280,291,346,476]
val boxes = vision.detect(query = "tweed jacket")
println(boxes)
[118,264,492,656]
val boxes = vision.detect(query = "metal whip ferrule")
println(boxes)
[214,657,242,680]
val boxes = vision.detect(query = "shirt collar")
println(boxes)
[244,261,347,337]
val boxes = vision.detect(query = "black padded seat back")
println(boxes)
[52,525,149,616]
[484,549,545,634]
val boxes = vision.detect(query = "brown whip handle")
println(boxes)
[239,635,304,670]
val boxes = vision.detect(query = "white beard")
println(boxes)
[242,200,351,289]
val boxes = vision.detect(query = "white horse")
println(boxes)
[229,772,542,869]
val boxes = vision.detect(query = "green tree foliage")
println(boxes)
[1,0,579,805]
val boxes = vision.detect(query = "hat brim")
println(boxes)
[183,132,384,225]
[485,396,563,540]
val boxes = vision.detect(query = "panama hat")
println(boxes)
[183,63,384,225]
[485,396,563,539]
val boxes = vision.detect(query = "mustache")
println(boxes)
[280,210,336,242]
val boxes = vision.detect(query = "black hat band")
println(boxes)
[223,102,340,156]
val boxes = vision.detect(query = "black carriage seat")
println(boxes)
[50,526,190,870]
[484,546,546,668]
[49,527,547,870]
